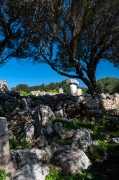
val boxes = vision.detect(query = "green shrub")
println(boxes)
[9,137,31,149]
[0,169,7,180]
[21,138,31,149]
[18,91,28,96]
[9,139,19,149]
[47,89,58,93]
[45,168,65,180]
[45,168,93,180]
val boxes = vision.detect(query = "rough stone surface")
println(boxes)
[22,98,30,110]
[24,123,35,142]
[0,117,16,179]
[55,102,67,118]
[76,88,82,96]
[72,128,92,148]
[37,135,48,148]
[11,148,52,167]
[13,161,49,180]
[39,105,55,126]
[0,80,9,93]
[54,122,64,135]
[66,79,79,95]
[0,117,11,165]
[66,79,79,85]
[34,105,55,136]
[112,137,119,144]
[56,147,91,175]
[83,98,99,109]
[59,88,64,94]
[61,129,75,140]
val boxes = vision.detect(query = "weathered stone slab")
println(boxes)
[0,117,16,179]
[0,117,10,166]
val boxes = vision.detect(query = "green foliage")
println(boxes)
[9,139,19,149]
[45,168,65,180]
[15,84,30,93]
[97,77,119,94]
[45,168,94,180]
[18,91,29,96]
[11,80,71,94]
[53,118,92,132]
[82,87,88,95]
[0,169,7,180]
[9,137,31,149]
[21,138,31,149]
[47,89,58,93]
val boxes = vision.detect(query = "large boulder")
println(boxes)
[13,161,49,180]
[56,147,91,175]
[72,128,92,148]
[82,98,99,109]
[54,102,67,119]
[34,105,55,136]
[11,148,53,167]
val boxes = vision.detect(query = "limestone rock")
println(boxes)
[61,129,75,140]
[83,98,99,109]
[0,80,9,93]
[76,88,82,96]
[34,105,55,136]
[24,123,35,142]
[66,79,79,95]
[11,148,52,167]
[13,161,49,180]
[22,98,29,110]
[56,147,91,175]
[55,102,67,119]
[54,122,64,135]
[112,137,119,144]
[59,88,64,94]
[72,128,92,148]
[0,117,16,179]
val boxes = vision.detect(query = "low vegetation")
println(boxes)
[0,169,7,180]
[51,116,119,180]
[7,114,119,180]
[11,80,71,94]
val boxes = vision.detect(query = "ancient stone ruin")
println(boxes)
[0,79,119,179]
[66,79,82,96]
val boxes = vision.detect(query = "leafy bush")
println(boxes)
[47,89,58,93]
[18,91,28,96]
[45,168,94,180]
[9,139,19,149]
[97,77,119,94]
[45,168,65,180]
[9,137,31,149]
[0,169,7,180]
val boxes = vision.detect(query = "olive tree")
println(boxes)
[0,0,44,66]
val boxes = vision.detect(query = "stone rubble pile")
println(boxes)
[0,79,119,180]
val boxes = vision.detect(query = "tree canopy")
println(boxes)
[11,80,71,94]
[0,0,44,66]
[27,0,119,99]
[1,0,119,99]
[97,77,119,94]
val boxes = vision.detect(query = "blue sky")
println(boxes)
[0,58,119,90]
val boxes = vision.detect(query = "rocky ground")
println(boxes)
[0,91,119,180]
